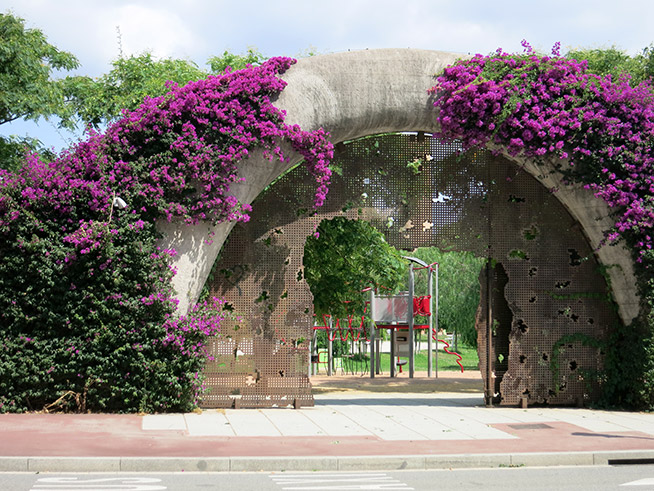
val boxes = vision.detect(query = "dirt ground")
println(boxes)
[310,370,483,394]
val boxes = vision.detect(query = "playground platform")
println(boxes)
[2,371,654,472]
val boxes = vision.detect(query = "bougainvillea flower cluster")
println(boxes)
[0,57,333,413]
[432,43,654,260]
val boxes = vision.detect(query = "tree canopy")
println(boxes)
[566,44,654,86]
[60,48,268,131]
[303,217,407,319]
[61,54,208,130]
[0,12,79,170]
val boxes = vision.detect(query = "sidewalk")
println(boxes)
[2,372,654,472]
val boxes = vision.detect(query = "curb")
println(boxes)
[3,450,654,473]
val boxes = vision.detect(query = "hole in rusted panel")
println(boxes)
[491,263,511,403]
[568,248,582,266]
[516,319,529,333]
[570,360,578,371]
[508,249,530,260]
[523,226,539,240]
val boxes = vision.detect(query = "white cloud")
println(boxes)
[114,4,201,60]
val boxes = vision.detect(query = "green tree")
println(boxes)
[62,49,269,131]
[566,45,654,86]
[0,12,79,170]
[408,247,484,347]
[207,47,266,74]
[62,53,209,130]
[304,217,407,319]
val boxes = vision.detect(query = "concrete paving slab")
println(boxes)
[224,409,282,437]
[487,408,560,423]
[450,407,524,424]
[592,411,654,433]
[185,411,235,437]
[610,413,654,433]
[365,403,470,440]
[259,409,327,437]
[142,413,186,431]
[300,406,375,437]
[324,404,427,441]
[543,409,638,433]
[548,408,654,435]
[410,406,518,440]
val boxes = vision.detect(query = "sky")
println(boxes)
[3,0,654,151]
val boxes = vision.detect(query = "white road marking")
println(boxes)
[620,477,654,486]
[31,476,166,491]
[270,472,413,490]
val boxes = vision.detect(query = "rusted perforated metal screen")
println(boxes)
[204,133,617,408]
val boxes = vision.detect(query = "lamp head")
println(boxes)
[113,196,127,210]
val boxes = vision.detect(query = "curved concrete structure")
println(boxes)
[159,48,639,325]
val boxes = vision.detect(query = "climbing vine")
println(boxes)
[432,41,654,408]
[0,57,333,413]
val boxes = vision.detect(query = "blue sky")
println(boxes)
[3,0,654,151]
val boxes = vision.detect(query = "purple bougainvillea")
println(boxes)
[431,43,654,409]
[432,43,654,261]
[0,57,333,413]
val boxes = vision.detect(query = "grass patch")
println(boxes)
[337,344,479,374]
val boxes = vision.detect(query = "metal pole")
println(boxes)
[369,289,375,379]
[376,337,381,374]
[485,157,494,406]
[427,266,433,377]
[390,328,396,378]
[485,260,493,407]
[328,316,333,377]
[435,263,440,378]
[408,266,415,379]
[454,327,458,353]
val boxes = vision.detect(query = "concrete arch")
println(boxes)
[159,48,638,324]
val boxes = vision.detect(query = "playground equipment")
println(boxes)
[310,256,464,378]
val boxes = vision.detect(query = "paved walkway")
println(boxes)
[2,372,654,472]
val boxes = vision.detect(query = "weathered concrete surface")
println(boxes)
[161,48,638,324]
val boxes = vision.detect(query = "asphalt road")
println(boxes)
[3,465,654,491]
